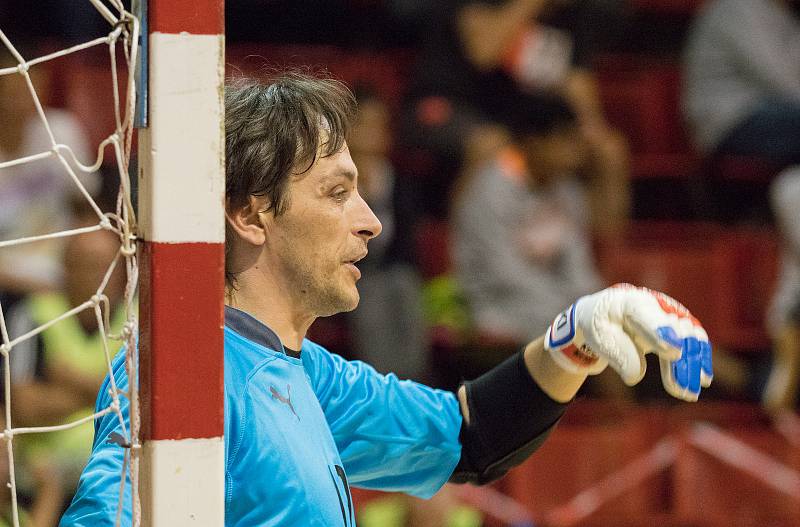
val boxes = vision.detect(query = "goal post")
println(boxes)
[136,0,226,524]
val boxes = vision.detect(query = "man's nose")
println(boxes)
[353,192,382,241]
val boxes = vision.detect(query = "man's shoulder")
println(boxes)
[97,346,130,400]
[298,338,333,372]
[299,338,328,356]
[223,325,287,371]
[299,339,376,386]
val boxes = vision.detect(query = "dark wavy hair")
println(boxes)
[224,70,357,286]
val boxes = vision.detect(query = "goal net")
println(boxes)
[0,0,225,525]
[0,2,140,526]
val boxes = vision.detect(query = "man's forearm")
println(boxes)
[523,335,587,403]
[456,334,582,423]
[452,345,569,484]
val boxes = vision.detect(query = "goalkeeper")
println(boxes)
[61,72,713,526]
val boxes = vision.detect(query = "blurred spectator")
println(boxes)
[6,217,126,505]
[0,43,97,311]
[349,87,478,527]
[683,0,800,406]
[347,86,429,382]
[683,0,800,166]
[452,95,601,347]
[451,94,631,399]
[683,0,800,221]
[400,0,630,239]
[762,166,800,413]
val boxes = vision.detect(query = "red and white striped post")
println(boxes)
[137,0,225,524]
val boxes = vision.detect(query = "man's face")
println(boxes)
[263,142,382,317]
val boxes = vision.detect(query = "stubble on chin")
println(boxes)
[315,276,360,316]
[291,262,359,317]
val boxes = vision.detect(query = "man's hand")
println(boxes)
[544,284,713,401]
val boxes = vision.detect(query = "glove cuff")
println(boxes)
[545,303,604,375]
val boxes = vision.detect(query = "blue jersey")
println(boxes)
[61,307,463,526]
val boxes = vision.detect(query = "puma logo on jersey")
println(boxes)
[270,384,299,420]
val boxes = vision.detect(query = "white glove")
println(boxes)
[544,284,713,401]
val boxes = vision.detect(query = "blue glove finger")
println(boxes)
[686,338,702,395]
[700,339,713,381]
[672,337,702,396]
[672,350,687,389]
[656,326,683,352]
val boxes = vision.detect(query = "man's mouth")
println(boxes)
[343,251,367,279]
[344,251,367,265]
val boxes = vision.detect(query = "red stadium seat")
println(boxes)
[415,219,451,279]
[708,228,780,350]
[500,402,799,527]
[596,58,699,179]
[673,427,800,527]
[503,403,671,526]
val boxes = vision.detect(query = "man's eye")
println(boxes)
[331,188,349,202]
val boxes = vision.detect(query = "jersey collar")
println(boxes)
[224,305,300,357]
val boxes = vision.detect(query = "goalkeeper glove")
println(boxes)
[545,284,713,401]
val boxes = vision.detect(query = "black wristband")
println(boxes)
[449,350,568,485]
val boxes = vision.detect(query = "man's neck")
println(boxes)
[225,272,315,351]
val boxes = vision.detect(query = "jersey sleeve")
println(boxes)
[59,348,132,527]
[302,342,462,499]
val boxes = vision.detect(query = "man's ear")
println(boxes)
[225,195,271,247]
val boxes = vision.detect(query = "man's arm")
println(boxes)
[458,336,583,418]
[451,339,570,485]
[306,341,463,498]
[452,284,713,484]
[312,285,711,490]
[60,350,132,527]
[61,428,132,527]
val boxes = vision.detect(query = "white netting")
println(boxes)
[0,2,140,526]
